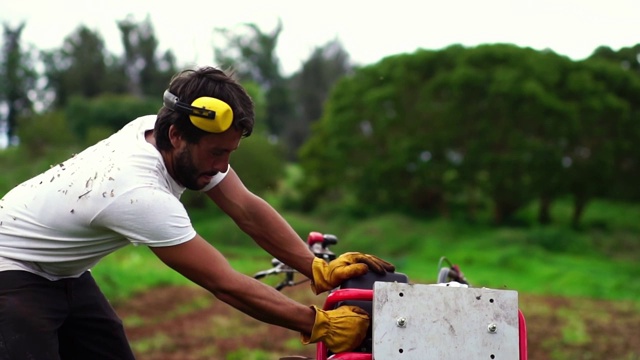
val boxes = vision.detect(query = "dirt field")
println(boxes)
[115,285,640,360]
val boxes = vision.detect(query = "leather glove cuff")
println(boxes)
[300,305,369,354]
[310,257,333,295]
[301,305,329,345]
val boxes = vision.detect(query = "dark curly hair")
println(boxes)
[154,66,254,151]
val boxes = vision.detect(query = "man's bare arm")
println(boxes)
[205,168,316,278]
[150,235,315,333]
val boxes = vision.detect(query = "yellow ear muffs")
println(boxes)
[163,89,234,133]
[189,96,233,133]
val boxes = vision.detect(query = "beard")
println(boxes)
[172,146,212,191]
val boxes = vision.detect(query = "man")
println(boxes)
[0,66,394,359]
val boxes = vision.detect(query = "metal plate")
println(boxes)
[373,282,519,359]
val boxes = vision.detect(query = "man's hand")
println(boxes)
[310,252,395,294]
[300,305,370,353]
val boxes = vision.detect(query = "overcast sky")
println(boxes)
[3,0,639,75]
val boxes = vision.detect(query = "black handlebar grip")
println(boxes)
[323,234,338,247]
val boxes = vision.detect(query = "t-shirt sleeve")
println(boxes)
[199,165,230,192]
[92,186,196,247]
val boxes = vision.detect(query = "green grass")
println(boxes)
[91,246,191,302]
[332,213,640,301]
[518,197,640,236]
[130,333,174,354]
[225,349,280,360]
[93,199,640,303]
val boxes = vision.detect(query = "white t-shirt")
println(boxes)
[0,115,227,279]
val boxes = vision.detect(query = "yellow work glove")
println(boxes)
[310,252,395,295]
[301,305,370,353]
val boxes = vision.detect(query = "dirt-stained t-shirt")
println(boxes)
[0,115,227,279]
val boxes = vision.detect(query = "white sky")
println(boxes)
[2,0,639,75]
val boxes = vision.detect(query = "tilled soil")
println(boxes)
[114,285,640,360]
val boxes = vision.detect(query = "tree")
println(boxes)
[585,44,640,204]
[287,39,352,158]
[299,49,454,216]
[588,44,640,75]
[430,45,574,224]
[64,94,160,140]
[1,21,37,145]
[214,20,294,147]
[117,15,177,98]
[560,59,640,226]
[41,25,112,108]
[299,44,638,227]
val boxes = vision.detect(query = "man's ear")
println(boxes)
[168,125,183,149]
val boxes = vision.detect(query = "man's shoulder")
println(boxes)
[121,115,157,133]
[80,114,166,192]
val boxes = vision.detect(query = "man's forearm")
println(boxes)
[237,196,315,278]
[213,271,316,333]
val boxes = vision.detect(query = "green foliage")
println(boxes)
[299,44,640,227]
[0,129,79,194]
[581,199,640,232]
[1,22,38,141]
[40,19,177,109]
[241,81,267,127]
[65,94,159,138]
[269,164,306,210]
[83,126,118,147]
[214,21,296,156]
[117,15,177,98]
[230,134,286,197]
[41,25,114,108]
[17,110,78,156]
[286,39,352,158]
[589,43,640,75]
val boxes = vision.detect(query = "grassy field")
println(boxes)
[93,197,640,303]
[91,198,640,360]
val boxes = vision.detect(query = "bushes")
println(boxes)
[65,94,159,138]
[230,134,286,197]
[525,226,592,254]
[17,110,77,157]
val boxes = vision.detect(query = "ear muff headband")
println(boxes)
[163,89,233,133]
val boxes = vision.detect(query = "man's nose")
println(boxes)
[212,156,230,173]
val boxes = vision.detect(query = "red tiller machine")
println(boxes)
[266,232,528,360]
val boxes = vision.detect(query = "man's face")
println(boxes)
[170,128,242,190]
